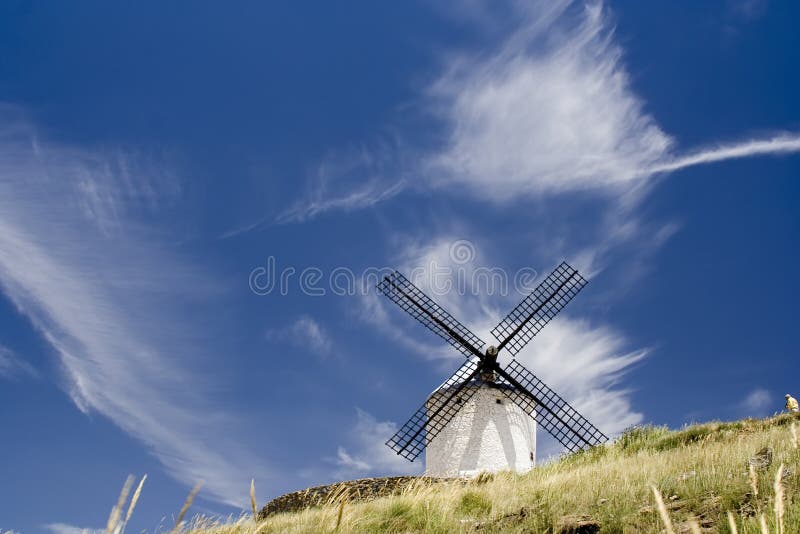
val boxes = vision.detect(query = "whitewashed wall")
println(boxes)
[425,384,536,478]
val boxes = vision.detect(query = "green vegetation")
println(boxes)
[113,413,800,533]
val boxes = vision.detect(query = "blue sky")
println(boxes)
[0,1,798,531]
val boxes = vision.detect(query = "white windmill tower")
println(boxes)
[377,262,606,477]
[423,375,537,477]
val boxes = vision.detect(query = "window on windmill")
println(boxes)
[495,398,502,404]
[530,452,534,461]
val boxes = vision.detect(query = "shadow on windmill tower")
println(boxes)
[425,378,536,477]
[377,262,607,479]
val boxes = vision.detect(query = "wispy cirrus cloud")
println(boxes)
[293,0,800,331]
[738,388,773,417]
[425,3,800,203]
[646,134,800,175]
[332,408,423,479]
[278,179,405,224]
[275,143,408,224]
[509,317,646,437]
[285,1,799,223]
[266,315,334,357]
[0,109,270,507]
[0,344,39,380]
[425,2,671,201]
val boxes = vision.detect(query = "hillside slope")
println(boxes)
[187,413,799,533]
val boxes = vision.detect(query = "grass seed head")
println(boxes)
[650,485,675,534]
[250,479,257,518]
[106,475,134,534]
[125,474,147,524]
[172,481,204,533]
[726,510,739,534]
[774,463,785,534]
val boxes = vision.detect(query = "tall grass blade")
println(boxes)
[171,481,204,533]
[774,463,785,534]
[334,500,346,531]
[749,463,759,499]
[126,474,147,523]
[250,478,258,518]
[759,513,769,534]
[106,475,134,534]
[726,511,738,534]
[650,485,675,534]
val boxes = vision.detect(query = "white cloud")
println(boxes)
[0,110,270,507]
[276,144,407,224]
[283,1,799,223]
[646,134,800,175]
[266,315,334,357]
[43,523,103,534]
[426,2,671,201]
[739,388,772,416]
[507,317,646,437]
[0,344,38,379]
[293,316,333,355]
[278,180,405,224]
[335,447,371,472]
[424,1,800,205]
[333,408,424,479]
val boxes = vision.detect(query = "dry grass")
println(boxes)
[104,474,146,534]
[727,510,739,534]
[774,464,785,534]
[650,485,675,534]
[172,482,204,534]
[106,475,133,534]
[250,479,257,519]
[114,412,800,533]
[749,463,760,501]
[127,474,147,524]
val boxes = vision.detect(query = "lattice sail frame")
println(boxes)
[492,262,588,356]
[378,271,485,359]
[385,358,482,461]
[496,360,607,451]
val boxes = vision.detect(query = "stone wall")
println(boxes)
[258,476,449,518]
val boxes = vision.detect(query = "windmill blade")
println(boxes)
[494,359,607,452]
[386,358,482,461]
[378,271,485,360]
[492,262,587,357]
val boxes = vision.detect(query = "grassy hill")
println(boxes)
[122,413,800,533]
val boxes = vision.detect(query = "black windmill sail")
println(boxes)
[377,261,607,462]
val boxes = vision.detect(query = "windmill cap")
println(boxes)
[787,394,792,397]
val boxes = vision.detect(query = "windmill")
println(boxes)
[377,261,607,477]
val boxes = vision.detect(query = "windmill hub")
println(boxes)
[480,345,499,382]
